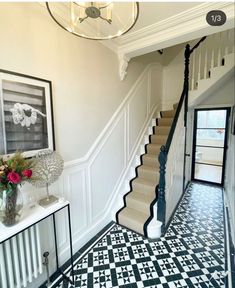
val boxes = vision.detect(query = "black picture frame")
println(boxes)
[0,69,55,157]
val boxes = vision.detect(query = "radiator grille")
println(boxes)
[0,224,42,288]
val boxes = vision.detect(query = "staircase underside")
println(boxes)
[189,52,235,107]
[116,104,177,236]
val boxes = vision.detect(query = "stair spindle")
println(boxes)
[230,29,235,53]
[217,32,222,66]
[204,41,208,79]
[198,44,201,81]
[211,34,215,69]
[224,30,229,55]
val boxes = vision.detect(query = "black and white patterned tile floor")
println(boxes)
[54,183,231,288]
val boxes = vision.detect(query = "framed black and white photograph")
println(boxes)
[0,70,55,157]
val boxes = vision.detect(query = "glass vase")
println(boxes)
[0,186,23,226]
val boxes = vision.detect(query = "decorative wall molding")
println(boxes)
[117,3,234,47]
[64,63,160,169]
[119,54,130,81]
[113,2,235,80]
[61,62,162,259]
[165,100,185,223]
[38,2,234,81]
[27,63,163,287]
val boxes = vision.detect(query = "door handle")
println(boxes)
[185,154,191,157]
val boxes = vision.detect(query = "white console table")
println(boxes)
[0,200,74,286]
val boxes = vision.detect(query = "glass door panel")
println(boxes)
[192,108,229,185]
[196,129,225,147]
[194,164,222,184]
[197,110,227,128]
[195,146,224,166]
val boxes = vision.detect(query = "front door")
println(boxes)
[191,108,230,186]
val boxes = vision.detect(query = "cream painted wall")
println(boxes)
[162,43,185,110]
[0,4,165,287]
[0,3,162,161]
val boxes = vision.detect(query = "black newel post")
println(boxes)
[157,145,167,234]
[183,44,191,191]
[184,44,191,127]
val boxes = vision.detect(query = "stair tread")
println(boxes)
[133,177,157,187]
[151,134,167,139]
[147,143,162,154]
[157,118,173,126]
[154,126,171,135]
[142,153,159,161]
[127,191,155,204]
[151,134,167,144]
[138,165,159,173]
[143,153,157,158]
[118,207,149,223]
[147,143,161,148]
[161,110,175,118]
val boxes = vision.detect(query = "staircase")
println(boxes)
[116,104,177,235]
[116,28,234,238]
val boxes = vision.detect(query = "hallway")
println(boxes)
[53,183,231,288]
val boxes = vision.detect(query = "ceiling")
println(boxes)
[38,2,234,80]
[131,2,202,32]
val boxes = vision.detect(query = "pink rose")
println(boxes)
[22,169,32,178]
[7,172,21,184]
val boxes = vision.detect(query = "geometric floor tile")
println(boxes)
[53,182,231,288]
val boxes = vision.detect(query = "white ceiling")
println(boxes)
[131,2,202,32]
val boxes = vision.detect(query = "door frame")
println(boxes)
[191,107,230,186]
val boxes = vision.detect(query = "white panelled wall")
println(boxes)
[23,63,163,287]
[165,100,185,223]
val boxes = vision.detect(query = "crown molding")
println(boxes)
[114,2,235,80]
[116,2,234,47]
[38,2,234,81]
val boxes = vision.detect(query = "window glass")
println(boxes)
[195,146,223,166]
[197,110,226,128]
[196,129,225,145]
[194,163,222,183]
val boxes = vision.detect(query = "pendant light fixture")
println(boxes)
[46,2,139,40]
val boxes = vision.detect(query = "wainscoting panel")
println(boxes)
[89,112,126,221]
[165,100,185,223]
[128,73,148,158]
[22,63,163,288]
[67,169,87,238]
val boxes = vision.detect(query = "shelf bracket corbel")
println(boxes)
[119,54,130,81]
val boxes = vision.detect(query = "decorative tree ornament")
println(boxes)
[31,150,64,207]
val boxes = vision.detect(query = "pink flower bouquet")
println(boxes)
[0,152,34,193]
[0,152,34,226]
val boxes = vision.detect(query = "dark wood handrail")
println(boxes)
[190,36,207,54]
[157,37,206,234]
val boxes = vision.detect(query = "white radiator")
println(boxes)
[0,224,43,288]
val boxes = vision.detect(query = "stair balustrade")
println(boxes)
[190,29,234,91]
[157,28,234,235]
